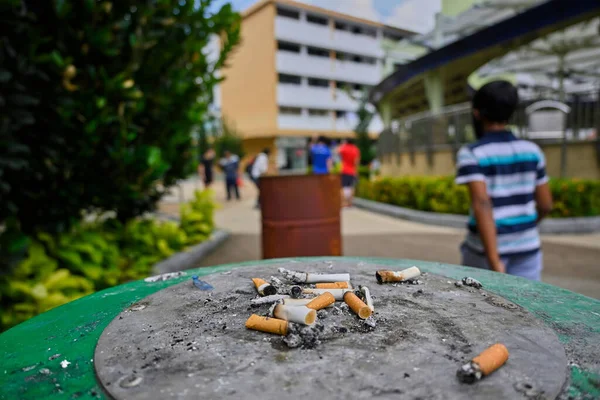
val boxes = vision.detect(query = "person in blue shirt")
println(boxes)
[219,150,240,201]
[310,136,332,174]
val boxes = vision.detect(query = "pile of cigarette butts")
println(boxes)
[242,266,509,385]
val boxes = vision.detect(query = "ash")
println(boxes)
[284,322,348,349]
[462,277,482,289]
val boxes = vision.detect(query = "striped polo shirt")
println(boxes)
[455,131,548,256]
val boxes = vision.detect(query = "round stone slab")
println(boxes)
[94,261,568,399]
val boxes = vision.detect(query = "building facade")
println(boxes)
[219,0,414,172]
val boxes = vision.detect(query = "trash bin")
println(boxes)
[259,174,341,259]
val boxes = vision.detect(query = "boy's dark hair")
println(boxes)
[317,135,327,144]
[346,138,355,145]
[472,80,519,123]
[262,148,271,155]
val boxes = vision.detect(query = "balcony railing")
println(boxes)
[275,16,384,59]
[277,84,359,111]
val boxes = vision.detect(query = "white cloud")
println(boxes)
[296,0,380,23]
[385,0,441,33]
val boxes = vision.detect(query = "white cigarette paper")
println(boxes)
[278,267,350,283]
[282,298,333,308]
[273,304,316,325]
[302,288,351,300]
[360,286,374,312]
[250,294,290,305]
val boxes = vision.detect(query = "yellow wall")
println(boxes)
[381,142,600,180]
[220,3,277,138]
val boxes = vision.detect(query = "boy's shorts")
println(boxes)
[341,174,356,188]
[460,244,542,281]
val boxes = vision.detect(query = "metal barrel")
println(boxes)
[260,174,342,259]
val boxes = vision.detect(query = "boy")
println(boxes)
[455,81,553,280]
[219,150,240,201]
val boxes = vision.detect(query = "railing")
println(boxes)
[377,89,600,176]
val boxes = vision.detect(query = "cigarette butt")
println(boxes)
[303,288,351,300]
[306,292,336,310]
[315,282,350,289]
[273,304,316,325]
[376,266,421,283]
[245,314,288,335]
[305,273,350,283]
[472,343,509,376]
[282,298,333,308]
[344,292,372,319]
[360,286,374,312]
[252,278,277,296]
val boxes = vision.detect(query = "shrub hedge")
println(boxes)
[0,190,215,331]
[356,176,600,218]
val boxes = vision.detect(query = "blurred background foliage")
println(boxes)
[0,0,239,330]
[1,189,216,330]
[357,177,600,217]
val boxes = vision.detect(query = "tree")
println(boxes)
[346,88,376,165]
[0,0,240,235]
[212,119,245,159]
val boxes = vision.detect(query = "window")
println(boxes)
[279,106,302,115]
[278,74,301,85]
[277,7,299,19]
[362,28,377,38]
[308,109,329,117]
[336,110,346,118]
[334,21,347,31]
[308,78,329,88]
[384,31,405,41]
[307,46,329,58]
[351,26,363,35]
[277,41,300,53]
[306,14,328,25]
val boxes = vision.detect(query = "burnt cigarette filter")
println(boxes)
[303,288,351,300]
[315,282,350,289]
[360,286,374,312]
[290,285,304,298]
[278,267,350,283]
[376,266,421,284]
[273,304,316,326]
[245,314,288,335]
[343,291,372,319]
[457,343,509,384]
[305,292,336,310]
[252,278,277,296]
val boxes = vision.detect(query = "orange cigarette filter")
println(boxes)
[306,292,336,310]
[315,282,349,289]
[472,343,509,376]
[245,314,288,336]
[343,292,372,319]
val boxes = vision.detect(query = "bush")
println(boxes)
[0,1,240,235]
[356,176,600,218]
[0,190,216,331]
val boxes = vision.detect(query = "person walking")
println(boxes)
[310,136,332,174]
[199,146,216,189]
[251,148,270,209]
[455,80,553,281]
[338,138,360,207]
[219,150,240,201]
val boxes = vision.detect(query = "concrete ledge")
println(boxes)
[354,198,600,234]
[153,230,230,274]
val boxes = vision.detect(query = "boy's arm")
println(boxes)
[467,181,505,273]
[535,182,553,222]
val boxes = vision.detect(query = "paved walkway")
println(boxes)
[159,178,600,299]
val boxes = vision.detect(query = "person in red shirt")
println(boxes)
[338,138,361,207]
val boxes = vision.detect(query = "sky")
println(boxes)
[209,0,441,34]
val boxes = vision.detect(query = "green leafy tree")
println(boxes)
[0,0,240,237]
[343,86,376,165]
[213,118,245,158]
